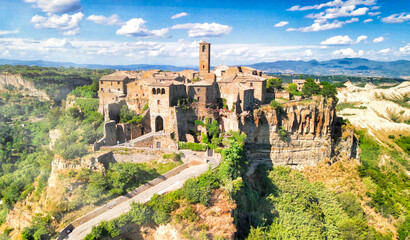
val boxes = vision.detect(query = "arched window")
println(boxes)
[161,88,165,94]
[155,116,164,132]
[202,45,206,52]
[157,88,160,94]
[152,88,156,94]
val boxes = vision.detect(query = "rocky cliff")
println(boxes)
[0,73,49,99]
[240,97,341,169]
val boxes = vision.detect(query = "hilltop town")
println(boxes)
[96,42,342,169]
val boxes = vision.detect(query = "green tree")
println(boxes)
[302,79,321,97]
[286,83,298,93]
[267,78,283,93]
[321,81,337,99]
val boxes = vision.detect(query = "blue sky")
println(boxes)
[0,0,409,65]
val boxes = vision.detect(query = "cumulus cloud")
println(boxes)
[44,38,74,48]
[321,34,367,45]
[25,0,81,13]
[116,18,168,38]
[373,36,384,43]
[363,18,373,23]
[332,47,364,57]
[171,22,232,37]
[286,18,358,32]
[87,14,123,25]
[0,29,19,36]
[274,21,289,27]
[381,13,410,23]
[356,35,368,43]
[171,12,188,19]
[321,35,354,45]
[378,48,391,54]
[31,12,84,35]
[306,5,369,20]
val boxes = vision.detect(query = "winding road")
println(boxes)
[65,162,213,239]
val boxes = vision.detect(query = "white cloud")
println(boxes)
[373,36,384,43]
[1,50,10,57]
[274,21,289,27]
[87,14,123,25]
[286,18,358,32]
[302,49,313,56]
[0,29,19,36]
[363,18,373,23]
[378,48,391,54]
[320,34,367,45]
[171,22,232,37]
[321,35,354,45]
[44,38,73,48]
[24,0,81,13]
[368,12,380,16]
[371,6,380,10]
[306,5,369,20]
[171,12,188,19]
[287,0,376,11]
[332,47,364,57]
[356,35,368,43]
[399,43,410,54]
[116,18,168,38]
[381,13,410,23]
[31,12,84,35]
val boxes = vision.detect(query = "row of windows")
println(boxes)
[101,81,121,85]
[152,88,166,94]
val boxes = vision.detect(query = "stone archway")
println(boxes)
[155,116,164,132]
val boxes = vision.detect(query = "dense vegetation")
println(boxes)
[0,65,112,99]
[268,73,405,85]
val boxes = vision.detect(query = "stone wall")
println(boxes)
[240,98,337,169]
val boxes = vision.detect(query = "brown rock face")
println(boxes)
[240,98,337,169]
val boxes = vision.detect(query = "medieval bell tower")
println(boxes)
[199,42,210,74]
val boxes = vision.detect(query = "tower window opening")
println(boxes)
[202,45,206,52]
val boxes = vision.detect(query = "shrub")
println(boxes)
[277,126,289,142]
[270,100,283,114]
[302,78,321,97]
[178,142,207,151]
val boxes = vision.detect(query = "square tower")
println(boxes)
[199,42,210,74]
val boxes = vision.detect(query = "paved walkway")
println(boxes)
[65,162,213,239]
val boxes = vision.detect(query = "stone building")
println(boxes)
[292,79,321,92]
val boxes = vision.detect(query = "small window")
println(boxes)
[203,65,205,69]
[136,94,138,96]
[197,97,200,101]
[117,88,120,91]
[250,83,253,87]
[157,100,160,105]
[152,88,156,94]
[143,93,145,96]
[161,88,165,94]
[117,81,120,84]
[100,81,103,84]
[202,45,206,52]
[197,88,200,91]
[101,88,103,91]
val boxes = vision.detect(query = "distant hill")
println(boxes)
[248,58,410,78]
[0,59,191,72]
[1,58,409,78]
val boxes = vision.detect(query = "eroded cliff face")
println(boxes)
[240,98,338,169]
[0,73,49,99]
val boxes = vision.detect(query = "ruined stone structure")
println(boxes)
[96,42,347,168]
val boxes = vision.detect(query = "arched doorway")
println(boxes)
[155,116,164,132]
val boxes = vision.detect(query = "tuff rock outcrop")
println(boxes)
[240,97,341,169]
